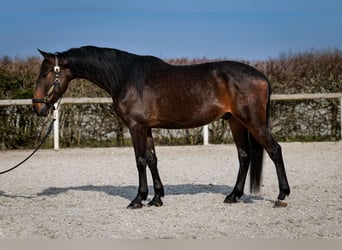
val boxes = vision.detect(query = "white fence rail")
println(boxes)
[1,93,342,149]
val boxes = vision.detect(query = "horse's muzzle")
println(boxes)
[32,102,49,117]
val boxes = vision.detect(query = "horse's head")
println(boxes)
[32,49,72,116]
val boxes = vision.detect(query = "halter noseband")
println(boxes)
[32,54,61,108]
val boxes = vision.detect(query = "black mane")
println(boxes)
[59,46,164,95]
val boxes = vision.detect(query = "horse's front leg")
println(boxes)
[146,129,164,207]
[127,124,149,209]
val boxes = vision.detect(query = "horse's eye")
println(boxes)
[40,71,49,77]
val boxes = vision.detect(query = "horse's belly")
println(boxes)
[149,108,226,129]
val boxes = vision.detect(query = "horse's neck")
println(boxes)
[70,60,118,96]
[76,72,113,95]
[67,49,145,97]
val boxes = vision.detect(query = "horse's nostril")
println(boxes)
[33,104,48,117]
[39,105,47,116]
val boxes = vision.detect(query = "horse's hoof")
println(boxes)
[224,195,237,204]
[274,200,288,208]
[147,198,163,207]
[127,201,143,209]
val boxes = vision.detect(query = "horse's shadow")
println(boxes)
[36,184,231,201]
[35,184,258,203]
[0,190,33,199]
[1,184,259,203]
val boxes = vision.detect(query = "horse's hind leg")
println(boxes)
[247,126,290,205]
[232,99,290,205]
[146,129,164,207]
[224,117,250,203]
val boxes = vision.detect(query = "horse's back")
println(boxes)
[142,60,270,129]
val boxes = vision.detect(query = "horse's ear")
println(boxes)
[37,49,54,59]
[38,49,69,69]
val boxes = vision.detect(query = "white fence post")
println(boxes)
[340,97,342,140]
[53,103,59,150]
[203,125,209,145]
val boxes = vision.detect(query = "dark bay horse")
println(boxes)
[32,46,290,208]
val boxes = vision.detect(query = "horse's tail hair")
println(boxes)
[249,133,264,194]
[249,78,271,194]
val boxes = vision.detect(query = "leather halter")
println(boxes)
[32,54,61,108]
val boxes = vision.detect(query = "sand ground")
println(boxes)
[0,142,341,239]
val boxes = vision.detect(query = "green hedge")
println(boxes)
[1,50,341,149]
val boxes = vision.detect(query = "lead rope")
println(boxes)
[0,98,62,175]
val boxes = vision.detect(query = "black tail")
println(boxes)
[249,134,264,194]
[249,79,272,194]
[249,133,264,194]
